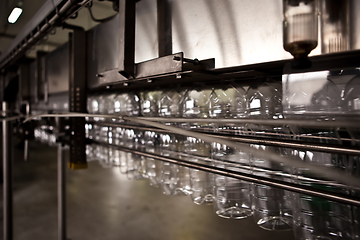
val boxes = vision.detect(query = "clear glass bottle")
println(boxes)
[182,88,214,205]
[209,84,252,219]
[283,71,356,239]
[292,151,354,240]
[247,81,293,231]
[212,143,252,219]
[140,91,162,184]
[158,89,191,196]
[283,0,318,61]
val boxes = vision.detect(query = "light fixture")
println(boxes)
[8,7,23,24]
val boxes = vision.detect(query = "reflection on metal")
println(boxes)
[133,116,360,129]
[92,141,360,207]
[88,121,360,156]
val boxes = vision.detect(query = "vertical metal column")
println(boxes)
[118,0,136,79]
[68,29,87,169]
[23,102,30,161]
[57,143,66,240]
[2,101,13,240]
[157,0,172,57]
[35,51,47,103]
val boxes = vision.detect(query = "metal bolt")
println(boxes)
[96,74,103,78]
[123,82,128,86]
[147,79,152,83]
[173,56,181,61]
[176,74,182,79]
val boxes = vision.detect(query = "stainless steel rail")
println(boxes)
[87,121,360,156]
[134,116,360,129]
[92,141,360,207]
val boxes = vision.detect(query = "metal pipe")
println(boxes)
[24,102,30,161]
[92,141,360,207]
[87,121,360,156]
[57,143,66,240]
[2,102,13,240]
[135,116,360,129]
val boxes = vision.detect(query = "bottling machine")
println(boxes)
[1,0,360,239]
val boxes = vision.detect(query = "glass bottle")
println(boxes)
[158,89,191,196]
[141,91,162,185]
[283,71,355,239]
[343,73,360,240]
[212,143,252,219]
[247,81,293,231]
[283,0,318,62]
[182,88,214,205]
[209,84,252,219]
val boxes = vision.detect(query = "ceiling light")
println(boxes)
[8,7,23,24]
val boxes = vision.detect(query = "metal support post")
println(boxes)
[118,0,136,79]
[57,143,66,240]
[68,29,87,169]
[157,0,172,57]
[2,101,13,240]
[23,102,30,161]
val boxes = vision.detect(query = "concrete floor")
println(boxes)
[0,141,295,240]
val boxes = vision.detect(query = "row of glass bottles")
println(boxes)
[34,125,57,146]
[84,72,360,239]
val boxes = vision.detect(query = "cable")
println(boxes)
[86,1,116,23]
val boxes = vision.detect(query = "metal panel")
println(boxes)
[87,15,120,89]
[46,43,69,94]
[136,52,183,78]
